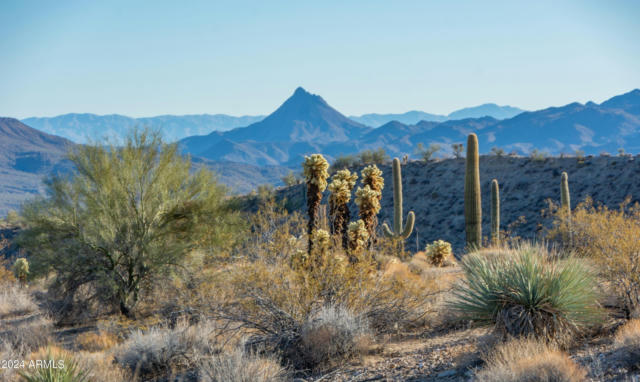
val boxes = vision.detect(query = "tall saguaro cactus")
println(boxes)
[561,172,570,212]
[382,158,415,255]
[491,179,500,246]
[560,171,572,246]
[303,154,329,254]
[464,133,482,250]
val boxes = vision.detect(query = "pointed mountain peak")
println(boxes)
[293,86,310,96]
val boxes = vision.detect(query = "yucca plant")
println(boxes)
[451,244,603,344]
[19,347,89,382]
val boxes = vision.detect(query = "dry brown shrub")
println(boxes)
[199,347,288,382]
[0,283,38,318]
[475,338,588,382]
[76,330,119,352]
[547,197,640,317]
[611,318,640,370]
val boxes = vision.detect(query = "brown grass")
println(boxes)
[475,338,588,382]
[0,283,37,318]
[76,330,120,352]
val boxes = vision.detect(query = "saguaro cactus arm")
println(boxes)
[382,157,415,240]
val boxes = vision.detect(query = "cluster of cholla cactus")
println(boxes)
[382,158,415,256]
[328,169,358,249]
[464,133,482,250]
[491,179,500,247]
[303,154,330,254]
[12,257,29,285]
[347,219,369,261]
[424,240,453,267]
[358,165,384,245]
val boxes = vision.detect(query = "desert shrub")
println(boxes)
[548,197,640,318]
[113,319,221,379]
[0,315,53,357]
[18,128,239,318]
[452,243,603,344]
[299,305,371,371]
[0,283,38,318]
[76,331,119,352]
[610,318,640,370]
[414,142,441,161]
[12,258,29,284]
[475,338,588,382]
[199,347,288,382]
[424,240,454,267]
[19,346,90,382]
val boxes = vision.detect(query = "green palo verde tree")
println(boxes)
[382,158,414,256]
[464,133,482,250]
[19,129,235,318]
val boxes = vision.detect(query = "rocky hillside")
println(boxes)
[276,155,640,253]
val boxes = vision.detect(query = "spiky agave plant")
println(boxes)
[303,154,330,254]
[451,244,603,344]
[328,169,358,249]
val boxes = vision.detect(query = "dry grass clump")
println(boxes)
[76,330,119,352]
[0,315,53,356]
[475,338,588,382]
[0,282,38,318]
[611,318,640,370]
[299,305,371,371]
[113,319,222,380]
[199,347,288,382]
[452,242,603,345]
[548,197,640,317]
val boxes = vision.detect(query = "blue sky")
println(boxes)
[1,0,639,119]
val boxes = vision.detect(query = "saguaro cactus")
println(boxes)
[328,169,358,249]
[464,133,482,250]
[382,158,415,255]
[561,172,570,212]
[491,179,500,246]
[560,171,572,245]
[359,165,384,244]
[303,154,329,254]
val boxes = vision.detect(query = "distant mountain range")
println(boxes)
[3,86,640,216]
[22,113,265,143]
[349,104,525,127]
[21,100,524,144]
[179,87,640,166]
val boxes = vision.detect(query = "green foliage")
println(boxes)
[530,149,548,161]
[491,179,500,246]
[451,143,464,159]
[452,245,603,344]
[464,134,482,250]
[414,142,441,161]
[382,158,414,255]
[19,347,89,382]
[281,170,300,187]
[330,148,389,172]
[490,147,505,157]
[12,257,29,283]
[19,128,236,317]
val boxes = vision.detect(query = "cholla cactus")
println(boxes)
[424,240,453,267]
[12,257,29,284]
[355,185,381,247]
[347,220,369,261]
[361,165,384,198]
[328,169,358,249]
[303,154,330,254]
[303,154,330,191]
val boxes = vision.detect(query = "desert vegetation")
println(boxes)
[2,129,640,381]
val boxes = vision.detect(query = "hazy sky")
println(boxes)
[1,0,639,119]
